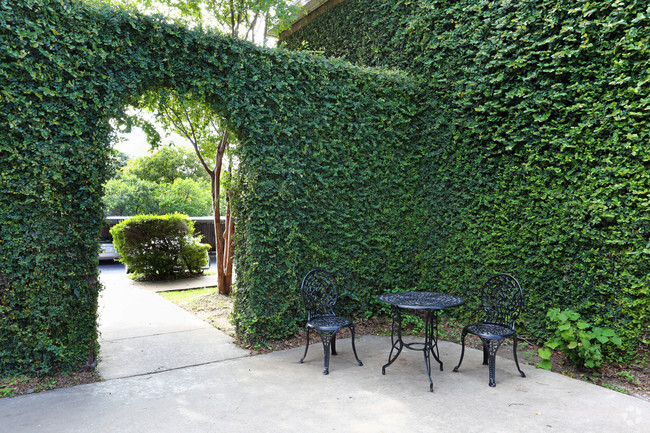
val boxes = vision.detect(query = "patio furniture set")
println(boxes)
[298,269,526,391]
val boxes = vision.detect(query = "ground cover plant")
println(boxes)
[0,368,101,398]
[537,308,622,370]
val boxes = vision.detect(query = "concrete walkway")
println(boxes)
[0,268,648,432]
[96,271,246,380]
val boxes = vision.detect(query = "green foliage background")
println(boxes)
[124,146,208,185]
[104,147,213,216]
[283,0,650,352]
[1,0,648,375]
[0,0,424,373]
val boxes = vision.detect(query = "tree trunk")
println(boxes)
[211,132,231,295]
[159,104,234,295]
[224,196,235,289]
[212,178,229,295]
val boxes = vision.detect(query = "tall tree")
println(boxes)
[127,146,209,184]
[106,0,299,46]
[103,146,213,217]
[109,0,299,294]
[140,91,237,294]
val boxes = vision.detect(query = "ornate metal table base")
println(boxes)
[382,307,443,392]
[379,292,464,392]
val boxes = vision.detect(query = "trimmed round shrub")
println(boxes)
[110,214,210,279]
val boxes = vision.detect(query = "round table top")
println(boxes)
[378,291,464,310]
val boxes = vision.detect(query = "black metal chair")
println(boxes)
[453,273,526,386]
[299,269,363,375]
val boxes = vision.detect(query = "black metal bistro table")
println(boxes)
[378,292,464,392]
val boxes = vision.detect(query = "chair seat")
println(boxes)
[466,323,515,339]
[307,315,352,331]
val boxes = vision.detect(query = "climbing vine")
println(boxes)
[2,0,647,376]
[284,0,650,355]
[0,0,425,374]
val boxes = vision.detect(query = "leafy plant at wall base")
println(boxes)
[616,370,640,386]
[537,309,623,371]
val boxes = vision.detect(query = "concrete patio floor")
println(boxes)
[0,267,647,432]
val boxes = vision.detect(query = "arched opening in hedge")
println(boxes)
[1,0,427,375]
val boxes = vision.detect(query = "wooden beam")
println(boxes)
[280,0,346,40]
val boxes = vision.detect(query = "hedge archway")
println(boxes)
[1,0,427,374]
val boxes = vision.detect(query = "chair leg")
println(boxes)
[350,324,363,366]
[453,328,468,372]
[482,337,504,387]
[321,333,332,375]
[331,333,337,356]
[299,326,310,364]
[512,334,526,378]
[482,341,489,365]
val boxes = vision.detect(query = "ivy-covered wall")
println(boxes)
[2,0,648,375]
[0,0,426,374]
[284,0,650,351]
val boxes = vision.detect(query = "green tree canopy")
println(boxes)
[125,145,209,184]
[103,147,213,216]
[105,0,300,46]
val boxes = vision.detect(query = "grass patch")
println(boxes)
[158,287,235,336]
[159,287,218,304]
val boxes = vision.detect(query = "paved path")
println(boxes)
[97,271,247,380]
[0,268,648,432]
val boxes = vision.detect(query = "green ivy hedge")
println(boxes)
[2,0,647,375]
[0,0,427,373]
[283,0,650,355]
